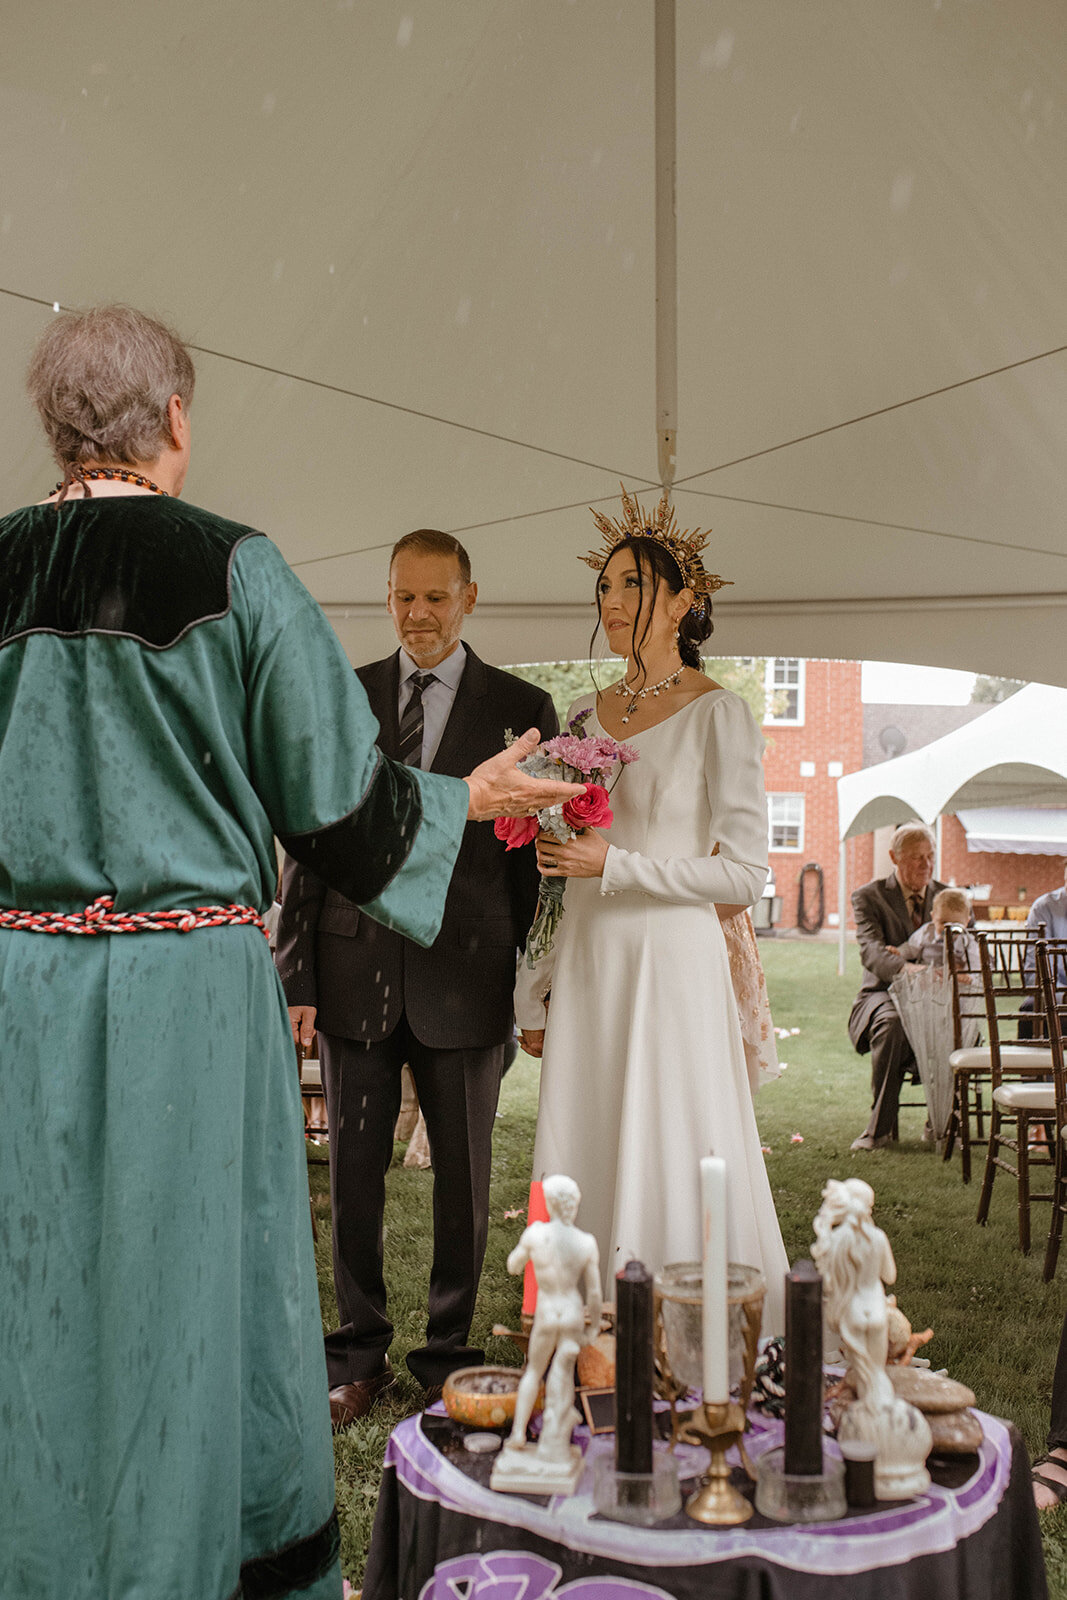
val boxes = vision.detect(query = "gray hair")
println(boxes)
[26,304,195,469]
[890,822,935,856]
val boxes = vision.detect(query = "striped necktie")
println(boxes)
[908,893,924,929]
[398,672,436,768]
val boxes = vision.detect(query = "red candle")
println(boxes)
[521,1181,549,1316]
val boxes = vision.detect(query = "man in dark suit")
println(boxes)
[848,823,944,1150]
[276,529,557,1421]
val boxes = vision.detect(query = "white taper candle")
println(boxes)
[700,1155,729,1404]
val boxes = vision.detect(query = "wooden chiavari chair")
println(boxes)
[974,927,1056,1252]
[1038,939,1067,1281]
[941,923,989,1182]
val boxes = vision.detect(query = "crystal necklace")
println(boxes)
[615,664,684,723]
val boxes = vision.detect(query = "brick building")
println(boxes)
[760,661,1064,933]
[761,659,865,932]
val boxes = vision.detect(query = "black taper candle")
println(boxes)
[783,1259,824,1476]
[615,1259,654,1475]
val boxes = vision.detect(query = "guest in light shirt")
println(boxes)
[1026,861,1067,944]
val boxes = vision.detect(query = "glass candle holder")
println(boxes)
[654,1262,766,1404]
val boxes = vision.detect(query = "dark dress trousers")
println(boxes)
[276,645,557,1388]
[848,873,948,1140]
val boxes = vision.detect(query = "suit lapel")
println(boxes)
[886,874,913,938]
[361,654,402,758]
[432,645,488,776]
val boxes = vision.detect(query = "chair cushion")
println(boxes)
[1000,1045,1055,1069]
[950,1048,991,1070]
[992,1083,1056,1110]
[950,1045,1053,1071]
[300,1057,323,1090]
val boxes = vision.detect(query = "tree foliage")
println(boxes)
[504,657,768,726]
[971,674,1027,704]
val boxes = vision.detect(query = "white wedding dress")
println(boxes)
[515,688,788,1335]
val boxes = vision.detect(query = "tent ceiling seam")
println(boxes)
[6,286,1064,570]
[0,286,660,490]
[673,340,1067,486]
[320,591,1067,619]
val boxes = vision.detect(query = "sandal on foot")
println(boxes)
[1031,1452,1067,1508]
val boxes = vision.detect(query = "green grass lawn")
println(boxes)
[311,937,1067,1592]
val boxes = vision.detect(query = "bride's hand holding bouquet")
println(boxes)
[492,708,637,969]
[534,791,611,879]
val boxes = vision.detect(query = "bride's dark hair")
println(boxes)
[590,535,714,685]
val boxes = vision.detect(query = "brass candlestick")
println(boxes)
[679,1398,751,1524]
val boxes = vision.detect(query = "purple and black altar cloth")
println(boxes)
[363,1407,1046,1600]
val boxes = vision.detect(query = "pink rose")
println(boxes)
[494,813,539,851]
[562,784,613,831]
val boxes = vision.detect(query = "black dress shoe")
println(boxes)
[329,1363,395,1429]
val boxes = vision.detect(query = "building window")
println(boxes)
[768,794,805,852]
[764,658,805,725]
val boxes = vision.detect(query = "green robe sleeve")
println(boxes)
[234,538,469,947]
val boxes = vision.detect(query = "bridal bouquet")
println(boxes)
[494,708,638,968]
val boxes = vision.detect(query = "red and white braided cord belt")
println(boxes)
[0,895,269,938]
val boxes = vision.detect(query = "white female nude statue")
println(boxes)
[812,1178,931,1499]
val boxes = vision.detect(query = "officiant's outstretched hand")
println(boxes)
[465,727,584,819]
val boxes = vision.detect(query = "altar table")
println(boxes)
[362,1404,1046,1600]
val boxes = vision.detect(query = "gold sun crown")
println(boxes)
[579,485,731,606]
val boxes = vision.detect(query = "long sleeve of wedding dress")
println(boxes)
[513,691,768,1028]
[599,692,768,908]
[515,942,556,1029]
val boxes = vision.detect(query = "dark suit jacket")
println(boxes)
[848,873,949,1052]
[276,645,558,1049]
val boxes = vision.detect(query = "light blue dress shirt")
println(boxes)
[1027,885,1067,941]
[1024,884,1067,985]
[397,643,467,770]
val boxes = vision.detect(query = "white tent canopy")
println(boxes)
[2,2,1067,677]
[956,807,1067,856]
[837,684,1067,843]
[835,682,1067,970]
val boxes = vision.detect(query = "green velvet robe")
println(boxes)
[0,496,469,1600]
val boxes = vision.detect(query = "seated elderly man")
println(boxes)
[848,823,947,1151]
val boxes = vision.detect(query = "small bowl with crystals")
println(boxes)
[442,1366,542,1429]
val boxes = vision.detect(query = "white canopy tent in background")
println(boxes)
[955,807,1067,855]
[0,1,1066,677]
[835,683,1067,972]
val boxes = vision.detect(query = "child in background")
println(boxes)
[900,887,977,971]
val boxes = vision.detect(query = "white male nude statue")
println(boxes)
[505,1174,602,1465]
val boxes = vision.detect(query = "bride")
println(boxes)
[515,489,788,1333]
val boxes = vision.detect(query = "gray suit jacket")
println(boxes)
[848,873,948,1052]
[275,645,558,1049]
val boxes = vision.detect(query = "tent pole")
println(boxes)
[654,0,677,488]
[838,836,848,976]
